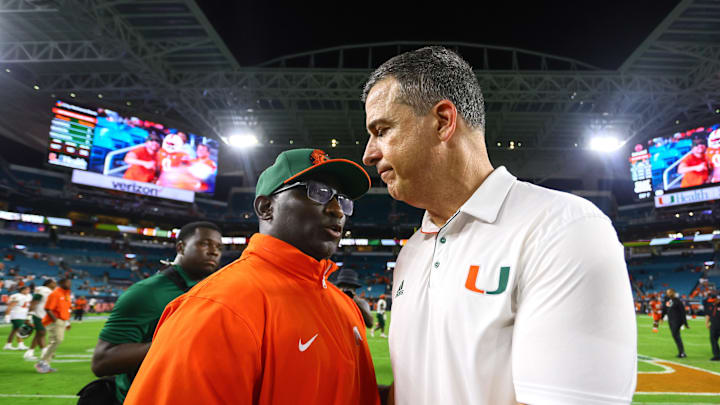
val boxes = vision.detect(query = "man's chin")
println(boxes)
[387,183,403,201]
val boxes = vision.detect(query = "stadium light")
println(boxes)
[228,133,259,148]
[589,134,623,152]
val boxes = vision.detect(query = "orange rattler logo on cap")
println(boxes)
[310,149,329,165]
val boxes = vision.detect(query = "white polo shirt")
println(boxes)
[389,166,637,405]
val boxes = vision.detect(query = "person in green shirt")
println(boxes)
[89,221,222,404]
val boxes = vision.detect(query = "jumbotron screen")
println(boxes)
[629,123,720,208]
[48,100,220,201]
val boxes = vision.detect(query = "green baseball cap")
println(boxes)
[255,148,371,199]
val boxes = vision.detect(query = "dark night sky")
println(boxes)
[199,0,681,69]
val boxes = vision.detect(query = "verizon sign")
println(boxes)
[71,170,195,203]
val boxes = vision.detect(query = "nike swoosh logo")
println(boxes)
[298,333,319,352]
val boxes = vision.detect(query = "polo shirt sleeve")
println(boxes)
[124,295,262,404]
[512,216,637,405]
[98,284,158,344]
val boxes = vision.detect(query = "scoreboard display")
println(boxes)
[630,123,720,207]
[629,147,652,200]
[48,101,96,170]
[46,100,220,202]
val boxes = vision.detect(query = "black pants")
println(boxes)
[711,326,720,359]
[669,322,685,355]
[73,309,85,321]
[375,312,385,329]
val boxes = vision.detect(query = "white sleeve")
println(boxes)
[512,216,637,405]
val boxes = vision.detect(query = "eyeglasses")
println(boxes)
[272,180,354,216]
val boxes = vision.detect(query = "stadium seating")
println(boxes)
[628,252,715,297]
[8,165,65,191]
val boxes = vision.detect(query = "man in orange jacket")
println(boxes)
[125,149,381,405]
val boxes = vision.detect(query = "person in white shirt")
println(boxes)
[3,278,17,292]
[372,295,388,338]
[4,285,33,350]
[362,46,636,405]
[88,297,98,313]
[24,279,57,360]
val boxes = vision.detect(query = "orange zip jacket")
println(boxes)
[42,287,72,325]
[125,233,380,405]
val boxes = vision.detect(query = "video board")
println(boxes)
[630,124,720,208]
[48,100,220,202]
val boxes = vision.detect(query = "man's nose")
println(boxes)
[207,244,221,257]
[324,197,345,219]
[362,137,381,167]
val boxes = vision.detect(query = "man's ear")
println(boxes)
[432,99,458,143]
[254,195,274,221]
[175,239,184,256]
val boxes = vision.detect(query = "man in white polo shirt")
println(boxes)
[362,46,636,405]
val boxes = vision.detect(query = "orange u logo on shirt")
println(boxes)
[465,266,510,295]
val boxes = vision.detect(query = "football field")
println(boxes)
[0,314,718,404]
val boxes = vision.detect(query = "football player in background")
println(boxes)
[650,293,664,333]
[3,285,32,350]
[678,135,709,188]
[706,129,720,183]
[372,294,388,338]
[24,279,56,361]
[73,296,88,322]
[122,131,162,183]
[705,291,720,361]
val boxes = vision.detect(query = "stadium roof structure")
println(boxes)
[0,0,718,187]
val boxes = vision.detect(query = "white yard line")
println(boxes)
[638,353,720,377]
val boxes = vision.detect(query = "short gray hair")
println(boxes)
[362,46,485,130]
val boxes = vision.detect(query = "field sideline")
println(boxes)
[0,314,718,404]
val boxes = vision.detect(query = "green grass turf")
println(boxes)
[637,360,667,372]
[636,315,720,373]
[0,316,104,405]
[1,313,719,404]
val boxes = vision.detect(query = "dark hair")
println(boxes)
[42,279,55,286]
[362,46,485,130]
[693,135,707,146]
[177,221,221,243]
[146,130,163,143]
